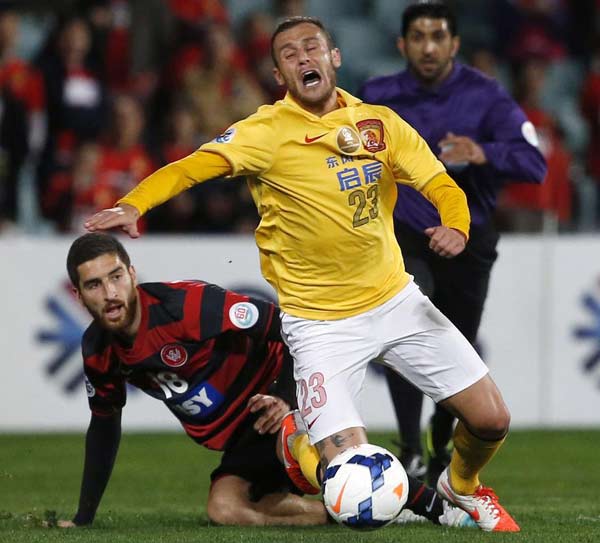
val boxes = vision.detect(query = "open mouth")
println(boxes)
[302,70,321,87]
[104,303,124,319]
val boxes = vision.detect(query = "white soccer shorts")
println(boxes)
[280,281,489,444]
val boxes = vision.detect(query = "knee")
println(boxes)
[451,376,511,440]
[207,494,238,526]
[468,403,511,440]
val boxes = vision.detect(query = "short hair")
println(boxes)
[270,16,335,66]
[67,233,131,287]
[402,1,457,37]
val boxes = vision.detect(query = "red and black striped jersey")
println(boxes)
[82,280,284,450]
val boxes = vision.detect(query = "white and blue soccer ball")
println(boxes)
[322,443,409,530]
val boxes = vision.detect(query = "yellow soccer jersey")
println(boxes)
[200,88,446,319]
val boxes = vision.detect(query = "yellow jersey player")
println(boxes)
[85,16,519,532]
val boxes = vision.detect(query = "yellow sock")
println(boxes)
[449,422,505,495]
[291,434,321,491]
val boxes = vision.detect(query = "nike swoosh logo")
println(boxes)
[307,415,321,430]
[304,133,328,143]
[441,481,480,521]
[425,493,437,512]
[331,479,349,514]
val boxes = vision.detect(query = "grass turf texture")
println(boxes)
[1,430,599,542]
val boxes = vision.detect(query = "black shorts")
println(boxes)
[210,352,301,501]
[210,413,301,501]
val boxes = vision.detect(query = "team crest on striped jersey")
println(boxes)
[357,119,386,152]
[160,344,188,367]
[229,302,259,329]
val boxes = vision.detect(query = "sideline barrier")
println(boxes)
[0,234,598,430]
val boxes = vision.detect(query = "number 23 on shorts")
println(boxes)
[298,372,327,418]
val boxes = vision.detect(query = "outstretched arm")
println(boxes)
[60,412,122,527]
[84,151,232,236]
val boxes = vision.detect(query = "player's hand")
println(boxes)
[84,204,141,238]
[438,132,486,165]
[424,226,467,258]
[248,394,290,435]
[42,519,77,528]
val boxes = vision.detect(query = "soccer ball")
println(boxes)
[322,443,409,530]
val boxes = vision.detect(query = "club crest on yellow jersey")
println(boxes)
[336,126,361,154]
[357,119,386,153]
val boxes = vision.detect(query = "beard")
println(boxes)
[412,57,453,85]
[88,289,138,334]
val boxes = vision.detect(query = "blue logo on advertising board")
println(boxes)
[574,281,600,388]
[36,292,86,394]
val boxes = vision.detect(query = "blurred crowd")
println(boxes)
[0,0,599,236]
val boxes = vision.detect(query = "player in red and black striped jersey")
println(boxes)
[83,279,285,450]
[62,232,328,527]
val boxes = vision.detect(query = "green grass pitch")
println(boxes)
[1,429,599,542]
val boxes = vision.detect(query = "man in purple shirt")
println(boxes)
[360,2,547,487]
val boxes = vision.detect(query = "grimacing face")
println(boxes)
[398,17,459,86]
[272,22,341,114]
[75,253,139,334]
